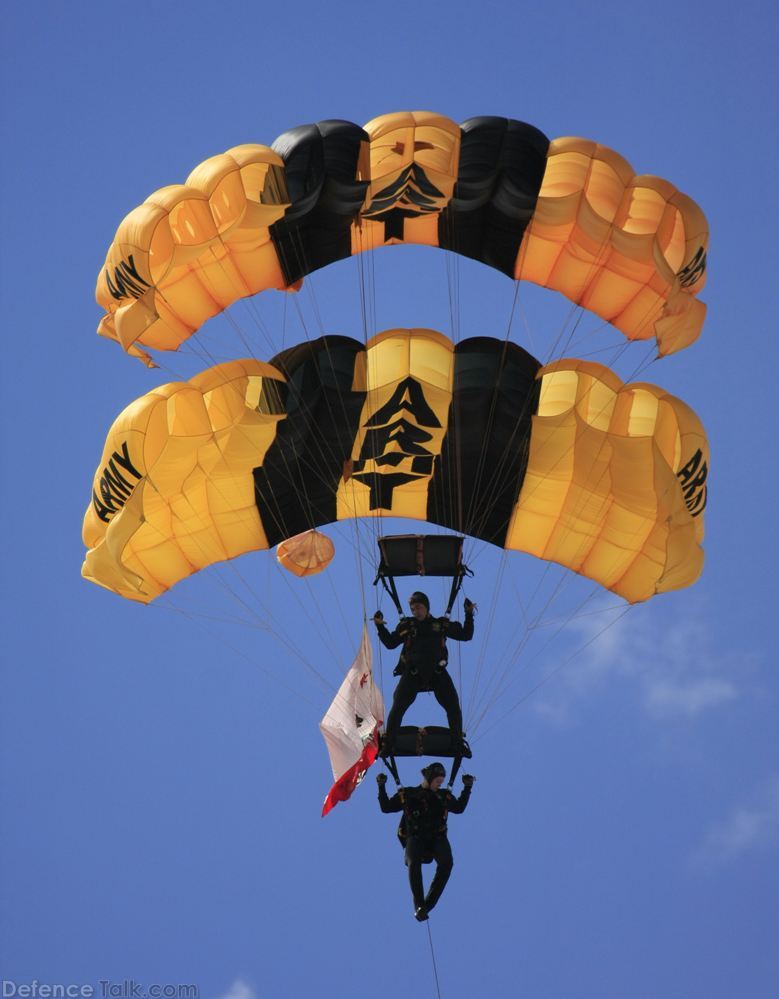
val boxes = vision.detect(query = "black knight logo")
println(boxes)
[350,377,441,509]
[363,159,447,241]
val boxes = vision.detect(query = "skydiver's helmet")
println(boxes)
[408,591,430,610]
[422,762,446,782]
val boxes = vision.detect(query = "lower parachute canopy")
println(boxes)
[82,328,708,604]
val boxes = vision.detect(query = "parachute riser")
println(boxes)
[373,570,404,618]
[382,754,402,787]
[380,752,464,789]
[444,565,473,618]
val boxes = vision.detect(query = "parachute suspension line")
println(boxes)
[361,235,388,567]
[511,185,623,372]
[445,248,462,345]
[465,550,540,726]
[473,603,633,744]
[281,290,288,351]
[462,344,637,733]
[360,249,391,597]
[291,293,319,344]
[374,583,387,708]
[139,414,346,685]
[433,244,461,539]
[432,266,524,553]
[151,599,322,708]
[300,271,327,337]
[202,242,279,357]
[331,249,384,604]
[462,547,511,727]
[350,221,386,696]
[149,287,236,378]
[466,548,535,731]
[157,244,264,364]
[468,584,601,739]
[251,280,373,662]
[271,560,346,667]
[515,281,539,357]
[355,228,379,345]
[425,920,444,999]
[438,244,538,727]
[450,278,532,548]
[150,515,337,693]
[469,412,673,736]
[286,246,373,651]
[349,518,369,628]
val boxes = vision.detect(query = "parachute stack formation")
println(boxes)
[83,110,710,606]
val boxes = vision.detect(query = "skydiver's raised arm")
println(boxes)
[373,611,408,650]
[445,601,475,642]
[376,773,403,812]
[445,776,474,814]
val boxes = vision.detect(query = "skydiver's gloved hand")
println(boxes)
[373,611,384,625]
[461,774,475,788]
[464,598,476,615]
[376,772,388,786]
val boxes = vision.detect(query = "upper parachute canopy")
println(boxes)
[96,112,708,364]
[83,327,708,605]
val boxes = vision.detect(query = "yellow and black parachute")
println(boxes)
[83,328,708,605]
[96,112,708,365]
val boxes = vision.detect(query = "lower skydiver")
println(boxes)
[377,762,474,920]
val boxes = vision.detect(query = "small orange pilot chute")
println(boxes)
[276,530,335,578]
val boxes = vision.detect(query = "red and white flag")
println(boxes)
[320,625,385,816]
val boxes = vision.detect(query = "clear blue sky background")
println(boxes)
[2,2,778,997]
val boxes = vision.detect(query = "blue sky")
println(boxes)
[2,1,778,997]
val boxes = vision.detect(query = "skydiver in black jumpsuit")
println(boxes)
[378,762,474,920]
[373,590,475,755]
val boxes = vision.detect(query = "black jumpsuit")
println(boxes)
[379,781,472,913]
[376,612,474,750]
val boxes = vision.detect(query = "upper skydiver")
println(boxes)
[373,591,475,755]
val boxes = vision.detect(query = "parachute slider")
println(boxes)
[373,534,473,618]
[380,725,472,787]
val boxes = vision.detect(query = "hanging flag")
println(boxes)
[320,625,385,816]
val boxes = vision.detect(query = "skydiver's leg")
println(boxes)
[432,671,463,741]
[424,836,454,912]
[384,674,419,751]
[404,837,427,911]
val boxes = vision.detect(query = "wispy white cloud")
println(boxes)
[214,981,256,999]
[528,594,747,723]
[692,779,779,870]
[645,677,737,717]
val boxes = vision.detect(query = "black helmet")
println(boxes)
[422,762,446,781]
[408,591,430,610]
